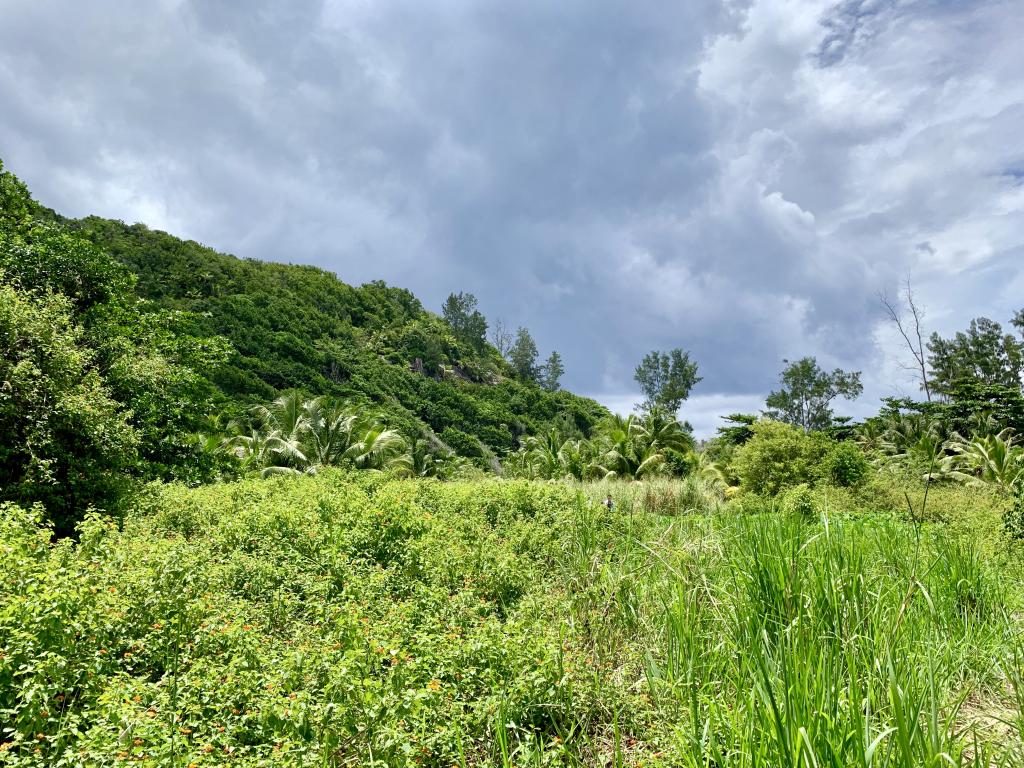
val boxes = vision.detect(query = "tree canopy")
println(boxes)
[928,317,1023,396]
[634,349,701,414]
[764,357,863,432]
[0,280,137,533]
[541,350,564,392]
[509,327,540,382]
[441,291,488,353]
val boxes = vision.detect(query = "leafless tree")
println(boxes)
[880,277,931,401]
[491,318,513,360]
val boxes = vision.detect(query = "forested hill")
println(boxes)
[68,215,607,456]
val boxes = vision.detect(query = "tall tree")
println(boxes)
[764,357,863,432]
[880,278,931,401]
[540,350,564,392]
[0,281,138,534]
[441,292,488,352]
[509,327,539,382]
[927,317,1023,396]
[491,318,513,360]
[634,349,701,414]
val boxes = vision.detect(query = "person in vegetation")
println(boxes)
[602,494,615,511]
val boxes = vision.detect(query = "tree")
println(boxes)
[491,318,513,360]
[927,317,1023,396]
[441,292,488,352]
[0,280,138,534]
[540,350,564,392]
[594,410,695,480]
[716,413,758,446]
[226,393,409,477]
[634,349,701,414]
[880,278,932,401]
[509,327,539,382]
[764,357,863,432]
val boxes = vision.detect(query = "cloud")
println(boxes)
[1,0,1022,425]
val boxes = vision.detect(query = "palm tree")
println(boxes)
[869,413,946,472]
[942,429,1024,491]
[521,429,566,479]
[225,393,411,477]
[343,420,407,471]
[557,438,604,481]
[854,420,887,452]
[226,393,310,477]
[393,435,466,479]
[502,448,539,479]
[301,398,361,470]
[637,408,695,455]
[694,451,728,490]
[593,409,696,480]
[595,414,641,479]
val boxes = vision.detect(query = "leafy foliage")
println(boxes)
[3,472,1021,765]
[0,160,230,527]
[941,429,1024,491]
[0,281,137,534]
[505,409,697,481]
[508,326,540,382]
[441,291,488,353]
[819,440,869,487]
[540,350,564,392]
[1006,483,1024,539]
[223,392,453,478]
[0,476,596,766]
[731,420,832,495]
[715,413,757,446]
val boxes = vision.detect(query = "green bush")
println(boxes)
[0,473,592,766]
[1,473,1020,764]
[819,440,870,487]
[782,483,818,518]
[1005,483,1024,540]
[730,420,831,496]
[439,426,482,459]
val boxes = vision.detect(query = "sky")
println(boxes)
[2,0,1023,436]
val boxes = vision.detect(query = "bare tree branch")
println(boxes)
[880,276,931,401]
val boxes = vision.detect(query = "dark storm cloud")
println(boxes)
[1,0,1022,433]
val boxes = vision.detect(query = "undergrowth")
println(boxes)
[2,472,1023,766]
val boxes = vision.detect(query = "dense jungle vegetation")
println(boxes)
[6,156,1024,766]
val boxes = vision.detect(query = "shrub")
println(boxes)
[782,483,817,518]
[1005,483,1024,540]
[439,426,482,459]
[730,420,831,496]
[0,472,591,766]
[820,441,870,487]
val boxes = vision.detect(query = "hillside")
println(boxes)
[71,217,606,457]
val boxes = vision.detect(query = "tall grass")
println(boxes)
[557,484,1023,767]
